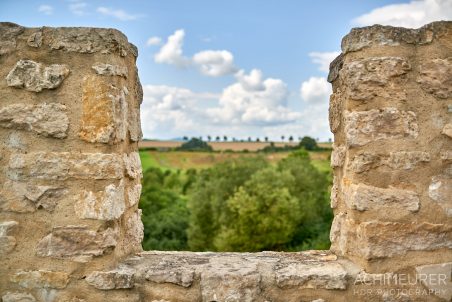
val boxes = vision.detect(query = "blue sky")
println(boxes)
[1,0,451,141]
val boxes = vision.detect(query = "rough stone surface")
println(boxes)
[386,151,430,170]
[275,262,347,289]
[86,268,135,290]
[442,123,452,138]
[331,144,346,168]
[6,60,70,92]
[92,63,128,78]
[355,221,452,259]
[0,22,24,55]
[123,209,144,252]
[340,21,451,54]
[340,57,411,101]
[344,108,418,147]
[10,270,70,289]
[0,103,69,138]
[344,183,419,214]
[417,58,452,99]
[7,152,124,180]
[1,292,36,302]
[330,176,339,209]
[75,180,126,220]
[127,184,142,207]
[78,75,128,144]
[36,226,118,260]
[429,172,452,217]
[415,262,452,301]
[348,151,430,173]
[27,31,42,48]
[328,91,342,133]
[123,152,142,179]
[0,221,18,256]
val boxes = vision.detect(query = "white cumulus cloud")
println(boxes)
[192,50,237,77]
[154,29,190,67]
[300,77,332,103]
[97,7,142,21]
[353,0,452,28]
[309,51,341,73]
[235,69,265,91]
[38,4,53,15]
[147,36,162,46]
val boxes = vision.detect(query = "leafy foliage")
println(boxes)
[177,137,213,151]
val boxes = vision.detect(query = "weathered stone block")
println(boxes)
[442,123,452,138]
[124,209,144,252]
[127,184,142,208]
[0,103,69,138]
[145,266,194,288]
[75,180,125,221]
[36,226,117,261]
[1,292,36,302]
[340,57,411,101]
[0,221,18,256]
[429,172,452,217]
[8,152,123,180]
[348,152,382,173]
[0,22,24,55]
[331,144,346,168]
[79,75,128,144]
[356,221,452,259]
[415,262,452,301]
[92,63,128,78]
[330,176,339,209]
[86,268,135,290]
[344,183,419,214]
[417,58,452,99]
[6,60,69,92]
[329,91,342,133]
[0,180,66,213]
[10,270,70,289]
[27,31,42,48]
[123,152,142,179]
[275,262,348,290]
[386,151,430,170]
[344,108,418,147]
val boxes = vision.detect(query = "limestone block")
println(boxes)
[86,268,135,290]
[442,123,452,138]
[356,221,452,259]
[27,31,42,48]
[329,92,342,133]
[429,172,452,217]
[344,183,419,214]
[75,180,125,221]
[0,22,24,55]
[200,256,261,302]
[127,184,142,207]
[36,226,118,260]
[330,176,339,209]
[1,292,36,302]
[145,266,194,288]
[340,22,450,53]
[47,27,137,56]
[331,144,346,168]
[0,103,69,138]
[0,180,66,213]
[6,60,69,92]
[417,58,452,99]
[386,151,430,170]
[92,63,128,78]
[344,108,418,147]
[8,152,123,180]
[10,270,70,289]
[124,210,144,252]
[340,57,410,101]
[348,152,382,173]
[440,151,452,161]
[0,221,18,256]
[275,262,348,289]
[78,75,128,144]
[415,262,452,301]
[123,152,142,179]
[128,104,142,142]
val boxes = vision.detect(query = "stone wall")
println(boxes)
[0,21,451,302]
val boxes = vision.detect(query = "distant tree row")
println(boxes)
[182,135,323,143]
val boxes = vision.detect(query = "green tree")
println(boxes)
[215,168,300,252]
[187,157,268,251]
[299,136,318,151]
[139,168,190,250]
[177,137,213,151]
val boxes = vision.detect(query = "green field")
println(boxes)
[139,149,331,175]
